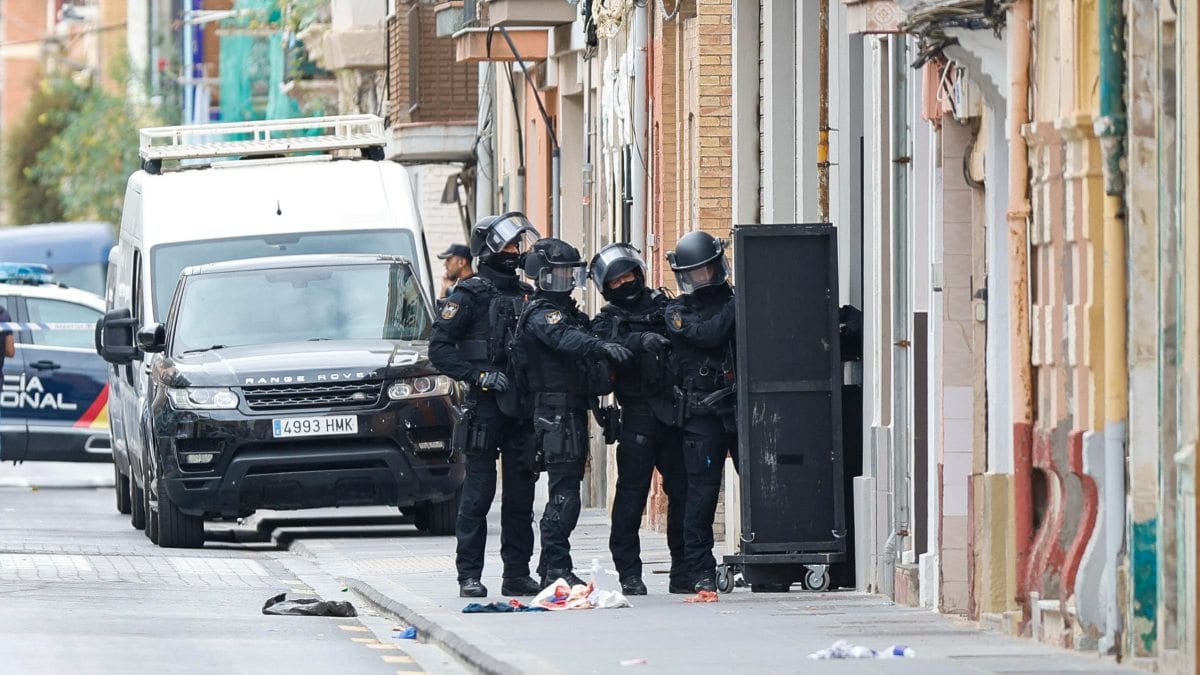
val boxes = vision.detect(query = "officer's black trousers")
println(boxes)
[455,393,538,583]
[608,410,687,583]
[533,406,588,577]
[680,414,738,580]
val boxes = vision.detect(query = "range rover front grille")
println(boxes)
[242,381,384,411]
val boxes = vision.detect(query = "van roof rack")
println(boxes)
[138,114,387,173]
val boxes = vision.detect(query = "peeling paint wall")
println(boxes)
[1125,0,1162,659]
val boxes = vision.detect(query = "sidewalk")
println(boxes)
[288,508,1135,674]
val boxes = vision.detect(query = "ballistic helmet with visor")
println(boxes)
[469,211,539,261]
[666,231,729,294]
[589,243,646,289]
[523,238,587,292]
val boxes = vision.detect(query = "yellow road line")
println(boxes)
[350,637,378,644]
[381,655,415,664]
[339,625,370,632]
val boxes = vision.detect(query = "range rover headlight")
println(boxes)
[167,387,239,410]
[388,375,453,400]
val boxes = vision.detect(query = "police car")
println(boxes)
[0,263,110,463]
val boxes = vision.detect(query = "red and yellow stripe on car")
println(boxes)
[73,385,109,430]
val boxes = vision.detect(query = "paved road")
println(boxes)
[0,461,465,675]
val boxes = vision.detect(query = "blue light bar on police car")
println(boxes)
[0,263,54,285]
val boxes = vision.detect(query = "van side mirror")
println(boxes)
[136,323,166,353]
[95,308,139,365]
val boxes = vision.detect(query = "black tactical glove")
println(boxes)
[639,332,671,353]
[476,370,509,393]
[598,342,634,364]
[722,296,736,320]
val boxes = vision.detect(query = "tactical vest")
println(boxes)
[454,277,529,370]
[513,298,613,399]
[599,291,673,399]
[669,296,736,394]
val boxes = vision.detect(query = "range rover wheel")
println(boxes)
[144,473,159,544]
[415,492,459,536]
[130,475,146,530]
[154,480,204,549]
[114,464,131,515]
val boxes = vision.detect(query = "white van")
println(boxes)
[99,115,437,530]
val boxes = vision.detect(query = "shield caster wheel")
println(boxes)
[716,566,734,593]
[804,566,831,592]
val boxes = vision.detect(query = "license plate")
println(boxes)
[272,415,359,438]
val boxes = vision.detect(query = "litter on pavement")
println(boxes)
[684,590,719,603]
[533,577,631,610]
[619,658,648,666]
[462,600,548,613]
[393,626,418,639]
[261,592,357,617]
[807,640,916,659]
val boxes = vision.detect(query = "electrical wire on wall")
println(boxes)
[659,0,681,21]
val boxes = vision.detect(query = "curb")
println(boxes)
[342,576,523,675]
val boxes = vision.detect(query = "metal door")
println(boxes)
[734,224,845,555]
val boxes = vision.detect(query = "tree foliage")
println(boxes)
[4,77,85,224]
[27,81,161,225]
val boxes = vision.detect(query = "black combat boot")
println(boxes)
[668,577,694,594]
[459,578,487,598]
[693,574,717,593]
[541,570,586,589]
[500,575,541,597]
[619,576,648,595]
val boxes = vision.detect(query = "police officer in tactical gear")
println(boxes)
[589,244,690,595]
[515,238,634,588]
[663,230,738,593]
[429,212,543,599]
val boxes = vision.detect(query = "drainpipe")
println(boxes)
[816,0,830,222]
[1094,0,1127,655]
[582,53,595,312]
[1006,0,1034,608]
[475,63,496,226]
[631,3,649,251]
[882,35,911,599]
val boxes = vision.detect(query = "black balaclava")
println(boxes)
[479,258,521,291]
[487,251,522,274]
[605,269,647,306]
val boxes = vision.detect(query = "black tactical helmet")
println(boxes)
[666,231,728,293]
[589,243,646,301]
[523,238,587,292]
[469,211,539,266]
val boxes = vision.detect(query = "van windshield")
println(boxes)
[150,230,418,320]
[170,262,431,356]
[53,263,107,295]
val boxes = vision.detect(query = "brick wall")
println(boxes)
[651,0,733,286]
[1,0,52,130]
[387,1,478,126]
[646,0,734,535]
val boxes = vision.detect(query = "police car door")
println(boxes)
[0,293,26,461]
[20,296,108,461]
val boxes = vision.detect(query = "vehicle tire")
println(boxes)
[154,479,204,549]
[114,464,131,515]
[144,475,159,544]
[130,475,146,530]
[415,492,459,536]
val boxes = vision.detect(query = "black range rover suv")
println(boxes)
[97,254,464,548]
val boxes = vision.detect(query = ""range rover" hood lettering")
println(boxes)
[244,371,374,385]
